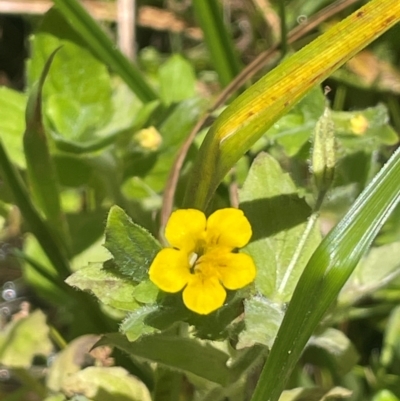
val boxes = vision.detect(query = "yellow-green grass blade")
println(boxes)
[250,146,400,401]
[192,0,242,87]
[51,0,157,103]
[184,0,400,210]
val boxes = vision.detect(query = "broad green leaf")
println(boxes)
[62,366,152,401]
[159,54,196,105]
[184,0,400,210]
[303,328,359,377]
[28,9,114,149]
[51,0,157,102]
[340,241,400,305]
[100,333,231,385]
[104,206,161,280]
[47,334,100,392]
[66,263,140,311]
[0,310,52,368]
[251,133,400,401]
[24,48,70,250]
[0,87,27,169]
[240,153,321,301]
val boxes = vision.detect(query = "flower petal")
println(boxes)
[206,208,252,249]
[149,248,191,292]
[165,209,206,251]
[214,252,256,290]
[183,275,226,315]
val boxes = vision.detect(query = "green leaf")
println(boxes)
[62,366,152,401]
[28,10,114,149]
[66,263,141,311]
[0,87,27,169]
[131,280,159,304]
[240,153,321,301]
[0,310,52,368]
[303,328,359,377]
[104,205,161,281]
[47,2,157,102]
[340,241,400,305]
[100,333,231,385]
[120,305,160,341]
[159,54,196,105]
[24,48,71,250]
[237,296,284,349]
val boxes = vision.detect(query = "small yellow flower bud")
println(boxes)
[135,126,162,151]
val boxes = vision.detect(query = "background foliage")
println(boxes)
[0,0,400,400]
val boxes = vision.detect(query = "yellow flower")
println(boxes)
[149,208,256,315]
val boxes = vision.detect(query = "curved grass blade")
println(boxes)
[192,0,241,87]
[0,141,70,279]
[24,48,71,253]
[51,0,157,103]
[250,146,400,401]
[184,0,400,210]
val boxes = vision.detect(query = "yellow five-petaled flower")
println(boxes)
[149,208,256,315]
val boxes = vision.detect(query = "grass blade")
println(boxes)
[184,0,400,210]
[24,49,71,253]
[250,146,400,401]
[192,0,241,87]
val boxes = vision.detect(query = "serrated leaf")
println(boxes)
[100,333,231,385]
[0,310,52,368]
[239,153,321,301]
[62,366,152,401]
[66,263,140,311]
[104,205,161,280]
[120,305,160,341]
